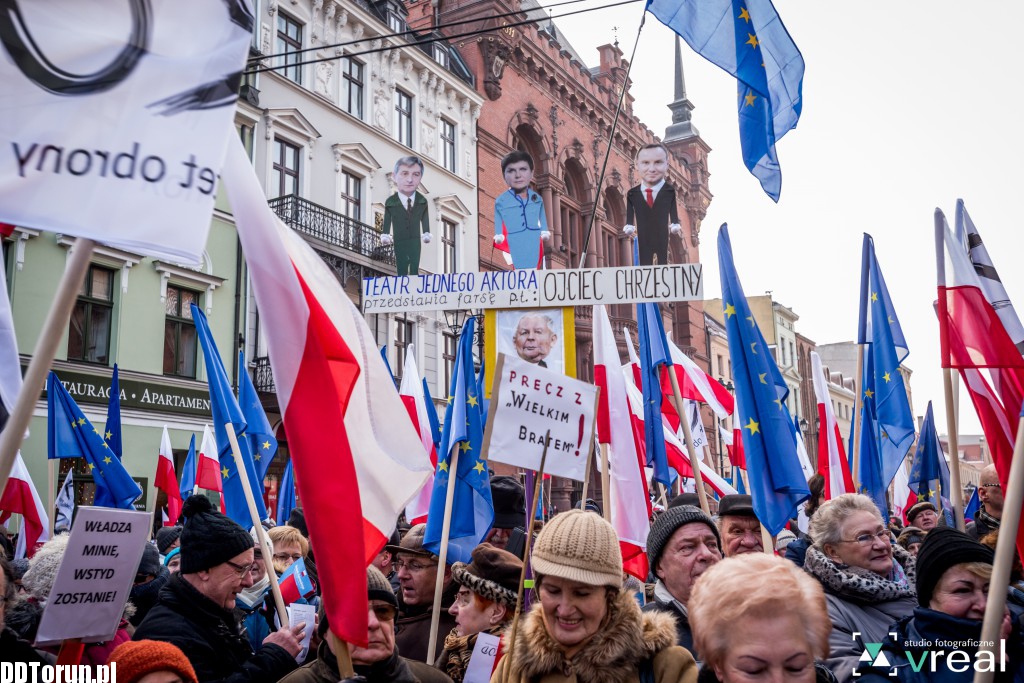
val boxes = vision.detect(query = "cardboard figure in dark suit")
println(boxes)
[623,143,681,266]
[381,156,431,276]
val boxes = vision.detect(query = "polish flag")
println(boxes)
[0,453,49,558]
[891,460,915,524]
[155,426,182,526]
[196,424,224,511]
[623,329,643,388]
[811,352,854,499]
[223,138,431,646]
[664,339,734,419]
[719,421,746,471]
[593,305,650,580]
[399,345,437,525]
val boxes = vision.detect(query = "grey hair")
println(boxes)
[393,156,424,176]
[516,312,556,333]
[809,493,883,550]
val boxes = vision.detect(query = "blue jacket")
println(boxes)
[494,188,547,269]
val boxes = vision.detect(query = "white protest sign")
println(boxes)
[361,264,703,313]
[484,354,599,481]
[0,0,253,264]
[463,632,501,683]
[288,603,316,662]
[35,506,150,645]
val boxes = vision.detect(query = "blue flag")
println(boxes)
[94,364,124,508]
[857,234,915,490]
[855,363,890,523]
[276,458,296,527]
[718,225,808,533]
[964,486,980,522]
[646,0,803,201]
[192,304,267,524]
[476,354,489,427]
[238,351,278,482]
[423,316,494,564]
[908,402,951,515]
[180,434,197,502]
[47,372,142,510]
[636,302,673,487]
[422,378,442,450]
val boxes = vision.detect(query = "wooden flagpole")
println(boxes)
[0,238,95,496]
[425,445,460,666]
[942,369,967,531]
[851,344,864,490]
[600,442,611,522]
[666,369,710,515]
[975,416,1024,683]
[580,446,593,504]
[48,460,55,536]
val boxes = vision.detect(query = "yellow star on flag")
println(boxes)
[459,441,472,452]
[78,418,86,426]
[262,440,271,450]
[447,396,454,405]
[759,373,767,384]
[773,398,784,410]
[744,92,757,107]
[254,454,261,461]
[746,33,759,48]
[93,427,101,435]
[871,292,878,302]
[750,342,758,355]
[744,418,760,435]
[101,442,109,449]
[724,303,736,318]
[746,315,755,327]
[467,395,479,407]
[105,431,112,440]
[70,420,77,428]
[928,489,936,499]
[438,461,449,473]
[888,315,894,324]
[738,7,751,22]
[473,461,486,474]
[883,372,891,383]
[864,388,874,399]
[87,463,95,472]
[103,456,112,465]
[222,466,230,479]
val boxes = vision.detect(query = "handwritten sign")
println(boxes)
[361,264,703,313]
[35,506,151,646]
[484,354,598,481]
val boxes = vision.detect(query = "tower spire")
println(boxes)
[665,37,698,141]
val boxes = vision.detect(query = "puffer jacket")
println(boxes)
[491,587,697,683]
[803,545,917,683]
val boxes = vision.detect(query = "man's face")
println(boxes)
[979,474,1004,517]
[636,147,669,186]
[195,548,255,609]
[720,516,763,557]
[913,509,938,531]
[348,601,398,665]
[503,160,533,193]
[395,553,439,607]
[655,522,721,605]
[513,316,556,364]
[486,527,512,551]
[395,164,423,195]
[374,549,393,573]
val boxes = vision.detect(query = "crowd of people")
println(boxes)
[1,467,1022,682]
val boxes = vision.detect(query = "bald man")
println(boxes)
[967,464,1003,540]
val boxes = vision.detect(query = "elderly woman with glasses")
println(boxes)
[802,494,916,683]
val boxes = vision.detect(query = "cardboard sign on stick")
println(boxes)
[35,506,151,646]
[484,353,599,481]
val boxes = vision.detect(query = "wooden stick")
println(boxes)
[504,430,551,680]
[666,369,710,515]
[224,424,289,628]
[0,238,95,496]
[851,344,864,490]
[942,368,967,531]
[600,442,611,522]
[581,444,593,504]
[760,523,773,556]
[425,445,461,665]
[329,632,357,678]
[975,416,1024,683]
[48,460,55,537]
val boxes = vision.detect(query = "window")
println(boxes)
[440,119,456,173]
[433,44,450,69]
[388,12,405,34]
[340,172,362,221]
[238,123,254,160]
[443,333,457,395]
[276,13,303,84]
[395,317,415,382]
[394,89,413,147]
[271,138,301,198]
[163,286,199,378]
[68,265,114,364]
[717,354,724,376]
[343,57,364,119]
[442,219,457,273]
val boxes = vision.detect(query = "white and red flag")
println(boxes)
[399,345,437,525]
[196,424,224,511]
[0,453,48,558]
[155,426,182,526]
[222,138,430,647]
[892,460,915,524]
[810,352,854,499]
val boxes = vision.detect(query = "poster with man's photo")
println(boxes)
[484,307,575,397]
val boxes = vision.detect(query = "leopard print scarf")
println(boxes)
[804,544,917,602]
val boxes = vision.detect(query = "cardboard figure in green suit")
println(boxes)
[381,156,431,276]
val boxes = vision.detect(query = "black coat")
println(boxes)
[642,594,695,657]
[625,183,679,266]
[133,573,298,683]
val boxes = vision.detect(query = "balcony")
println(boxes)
[252,356,275,393]
[268,195,395,266]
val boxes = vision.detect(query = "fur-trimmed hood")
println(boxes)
[501,588,679,683]
[804,543,917,603]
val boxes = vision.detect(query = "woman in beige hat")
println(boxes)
[492,510,697,683]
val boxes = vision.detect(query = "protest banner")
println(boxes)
[361,264,703,314]
[35,506,150,646]
[483,354,599,481]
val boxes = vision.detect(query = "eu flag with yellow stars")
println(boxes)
[645,0,803,201]
[238,351,278,482]
[94,363,123,508]
[857,234,915,492]
[718,225,808,534]
[192,304,268,525]
[908,402,951,515]
[47,372,142,510]
[423,315,493,564]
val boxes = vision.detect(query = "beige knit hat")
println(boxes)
[531,509,622,587]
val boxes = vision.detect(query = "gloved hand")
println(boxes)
[540,231,551,241]
[494,234,506,245]
[422,232,432,244]
[670,223,682,236]
[380,234,393,246]
[622,224,636,236]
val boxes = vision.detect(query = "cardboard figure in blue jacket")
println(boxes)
[623,144,681,266]
[381,156,431,276]
[493,150,549,269]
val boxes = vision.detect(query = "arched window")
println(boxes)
[561,158,587,266]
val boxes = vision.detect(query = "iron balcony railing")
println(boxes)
[252,356,275,393]
[268,194,395,266]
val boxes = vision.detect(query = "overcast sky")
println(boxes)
[548,1,1024,435]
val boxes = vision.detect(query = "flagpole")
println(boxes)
[503,430,550,682]
[666,370,710,515]
[975,416,1024,683]
[600,442,611,522]
[0,238,95,497]
[851,344,864,490]
[426,445,460,666]
[224,424,290,628]
[47,461,55,537]
[581,447,592,504]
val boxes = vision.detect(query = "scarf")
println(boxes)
[804,545,917,603]
[443,626,503,683]
[975,506,1001,534]
[236,574,271,611]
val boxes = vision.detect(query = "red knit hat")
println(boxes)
[109,640,198,683]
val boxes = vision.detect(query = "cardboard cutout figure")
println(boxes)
[494,151,550,269]
[623,143,681,266]
[381,156,431,276]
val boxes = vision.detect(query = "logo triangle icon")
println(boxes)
[864,643,883,659]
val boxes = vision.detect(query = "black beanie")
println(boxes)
[155,526,182,555]
[915,525,994,607]
[179,495,254,574]
[136,543,162,577]
[646,505,721,571]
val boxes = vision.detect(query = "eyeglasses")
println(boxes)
[839,529,890,546]
[225,559,256,577]
[980,484,1001,489]
[394,559,437,573]
[370,603,398,622]
[273,552,303,563]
